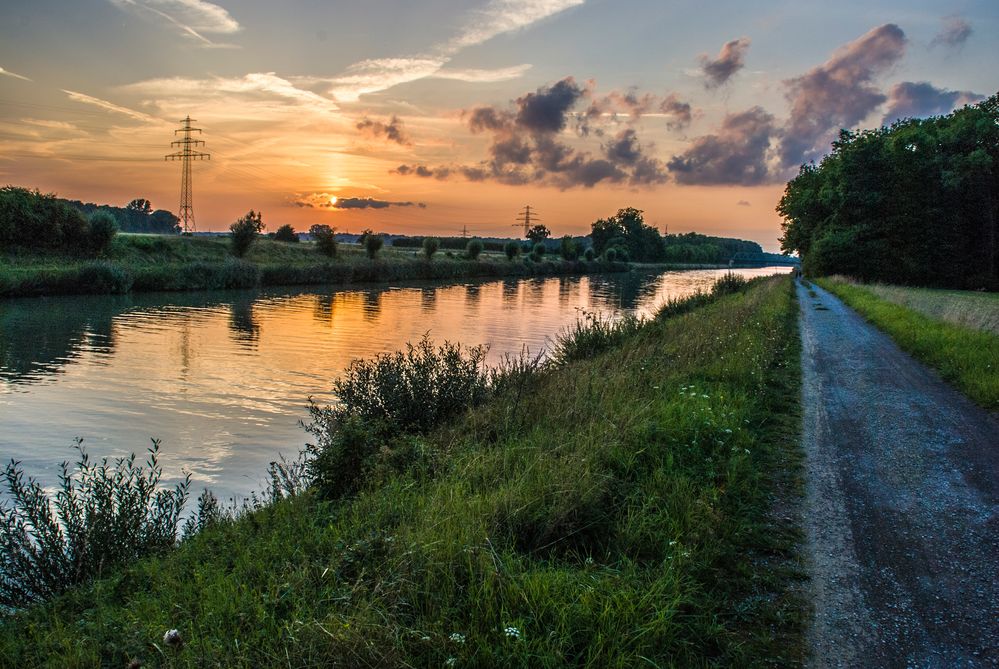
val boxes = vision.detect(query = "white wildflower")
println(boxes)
[504,626,522,639]
[449,632,466,644]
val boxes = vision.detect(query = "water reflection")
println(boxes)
[0,267,789,501]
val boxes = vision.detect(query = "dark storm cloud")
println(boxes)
[356,115,410,145]
[667,107,778,186]
[883,82,984,123]
[931,15,972,48]
[660,94,692,130]
[333,197,425,209]
[515,76,584,133]
[779,23,907,168]
[395,76,668,189]
[700,37,751,88]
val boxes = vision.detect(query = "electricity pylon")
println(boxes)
[165,116,210,233]
[514,205,538,238]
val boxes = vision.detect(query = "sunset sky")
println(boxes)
[1,1,995,250]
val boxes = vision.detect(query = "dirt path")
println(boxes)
[797,281,999,668]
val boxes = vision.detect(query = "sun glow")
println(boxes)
[329,195,338,206]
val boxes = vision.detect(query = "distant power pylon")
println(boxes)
[514,205,538,238]
[165,116,210,233]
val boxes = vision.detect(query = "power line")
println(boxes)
[514,204,538,238]
[164,116,210,234]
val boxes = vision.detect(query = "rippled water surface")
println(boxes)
[0,267,789,500]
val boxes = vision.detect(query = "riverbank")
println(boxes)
[0,275,805,666]
[0,234,629,298]
[816,277,999,411]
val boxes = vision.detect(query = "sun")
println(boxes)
[328,195,338,206]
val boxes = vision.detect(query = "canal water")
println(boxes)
[0,267,789,500]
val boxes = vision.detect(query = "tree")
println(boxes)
[466,238,484,260]
[559,235,579,260]
[589,208,665,262]
[504,240,520,260]
[423,236,440,259]
[230,210,263,257]
[365,234,384,259]
[525,224,550,245]
[126,198,152,216]
[273,223,299,243]
[310,224,337,257]
[357,228,374,246]
[532,242,546,260]
[88,210,119,254]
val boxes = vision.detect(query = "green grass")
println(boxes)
[819,278,999,411]
[0,276,805,667]
[0,234,626,297]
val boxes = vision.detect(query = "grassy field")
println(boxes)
[0,276,805,667]
[826,277,999,334]
[0,234,625,297]
[819,278,999,411]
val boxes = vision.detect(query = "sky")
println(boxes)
[1,1,996,250]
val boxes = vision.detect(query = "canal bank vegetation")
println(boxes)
[819,277,999,411]
[0,229,628,298]
[1,274,805,666]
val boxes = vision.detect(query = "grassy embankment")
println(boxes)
[0,276,805,667]
[818,277,999,411]
[0,234,626,298]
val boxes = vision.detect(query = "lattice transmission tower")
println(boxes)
[165,116,210,233]
[514,205,538,238]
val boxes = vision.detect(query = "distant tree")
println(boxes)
[559,235,579,260]
[526,224,551,245]
[126,198,152,216]
[357,228,374,246]
[273,224,299,243]
[310,224,337,257]
[532,242,546,260]
[466,238,484,260]
[423,236,440,259]
[504,240,520,260]
[88,210,119,254]
[230,210,263,257]
[365,234,384,259]
[590,208,665,262]
[605,248,618,262]
[148,209,181,234]
[583,247,595,261]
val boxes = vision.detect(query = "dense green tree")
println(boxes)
[589,208,666,261]
[504,240,520,260]
[230,210,263,257]
[525,224,550,245]
[273,224,299,243]
[310,224,337,257]
[365,234,384,259]
[778,94,999,289]
[466,238,484,260]
[559,235,579,260]
[422,236,440,259]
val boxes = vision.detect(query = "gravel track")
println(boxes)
[798,281,999,668]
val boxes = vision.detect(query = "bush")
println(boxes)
[532,243,546,261]
[86,210,118,254]
[584,247,595,261]
[230,210,263,257]
[550,312,645,365]
[0,440,189,607]
[76,260,133,293]
[273,223,299,243]
[365,234,384,259]
[466,238,484,260]
[305,336,490,499]
[504,240,520,260]
[605,248,618,262]
[712,271,749,296]
[423,236,440,260]
[310,224,337,257]
[559,235,579,260]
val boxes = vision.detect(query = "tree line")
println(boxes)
[778,93,999,290]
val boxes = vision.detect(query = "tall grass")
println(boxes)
[820,278,999,410]
[0,276,805,667]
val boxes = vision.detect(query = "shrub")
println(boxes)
[559,235,578,260]
[423,236,440,260]
[230,210,263,257]
[0,440,189,607]
[605,248,618,262]
[273,223,299,243]
[304,336,490,499]
[532,243,546,261]
[218,257,260,288]
[76,260,132,293]
[550,312,644,365]
[365,234,384,259]
[86,210,119,255]
[466,238,484,260]
[504,241,520,260]
[310,224,337,257]
[584,247,595,261]
[712,271,749,296]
